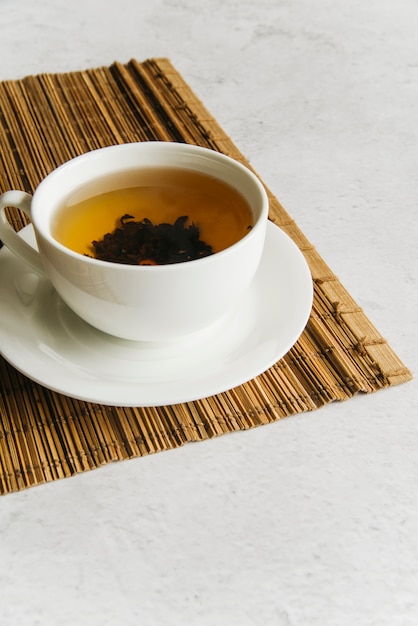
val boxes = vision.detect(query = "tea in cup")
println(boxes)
[0,142,269,341]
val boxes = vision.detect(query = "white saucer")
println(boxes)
[0,221,313,406]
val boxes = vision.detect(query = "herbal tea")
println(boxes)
[53,167,254,264]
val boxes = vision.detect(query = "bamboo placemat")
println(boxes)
[0,58,412,495]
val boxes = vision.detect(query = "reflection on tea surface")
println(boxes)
[53,167,253,263]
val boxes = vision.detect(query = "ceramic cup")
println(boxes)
[0,142,269,341]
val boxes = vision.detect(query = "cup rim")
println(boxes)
[31,142,269,272]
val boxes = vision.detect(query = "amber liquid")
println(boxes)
[53,167,254,259]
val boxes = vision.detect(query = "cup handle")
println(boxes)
[0,190,44,274]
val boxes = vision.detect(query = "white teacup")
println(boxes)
[0,142,268,341]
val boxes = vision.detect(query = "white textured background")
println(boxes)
[0,1,417,625]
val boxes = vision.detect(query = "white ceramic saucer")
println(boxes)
[0,221,313,406]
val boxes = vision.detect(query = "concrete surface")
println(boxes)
[0,1,417,624]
